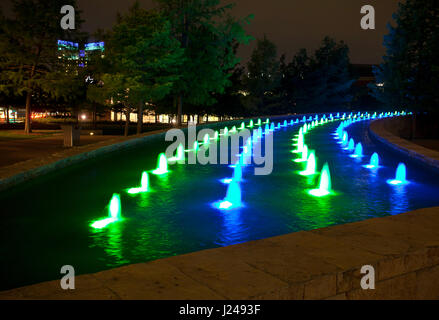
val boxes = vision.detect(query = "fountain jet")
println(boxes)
[387,163,408,185]
[294,145,308,163]
[300,151,317,176]
[215,180,242,210]
[91,194,122,229]
[350,143,363,158]
[309,163,332,197]
[152,153,169,175]
[346,138,355,151]
[128,172,149,194]
[364,153,380,169]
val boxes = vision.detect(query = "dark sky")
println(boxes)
[1,0,401,65]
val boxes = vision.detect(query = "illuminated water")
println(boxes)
[387,163,408,185]
[152,153,168,175]
[351,143,363,158]
[309,163,332,197]
[2,118,439,290]
[300,151,317,176]
[365,153,380,169]
[127,172,149,194]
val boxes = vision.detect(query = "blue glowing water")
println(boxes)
[347,138,355,151]
[3,117,439,291]
[370,153,379,167]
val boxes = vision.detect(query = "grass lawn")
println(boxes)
[0,130,62,141]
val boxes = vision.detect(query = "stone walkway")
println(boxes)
[1,206,439,300]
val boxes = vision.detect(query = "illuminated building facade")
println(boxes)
[57,40,105,69]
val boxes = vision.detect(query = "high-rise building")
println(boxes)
[57,40,105,69]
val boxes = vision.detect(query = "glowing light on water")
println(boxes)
[387,163,409,185]
[294,144,308,163]
[91,194,122,229]
[270,123,275,131]
[283,120,287,127]
[223,127,229,136]
[152,153,169,175]
[193,141,199,152]
[276,123,281,129]
[257,119,262,126]
[249,120,254,128]
[300,151,317,176]
[127,172,149,194]
[169,144,184,162]
[302,116,306,122]
[293,133,304,153]
[290,119,294,125]
[214,131,219,140]
[350,143,363,158]
[214,180,243,210]
[233,164,242,181]
[346,138,355,151]
[239,122,245,130]
[257,127,263,139]
[364,152,380,169]
[203,134,210,145]
[340,132,348,147]
[265,123,270,133]
[309,163,332,197]
[303,125,308,134]
[230,126,237,133]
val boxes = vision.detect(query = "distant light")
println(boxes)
[81,114,86,120]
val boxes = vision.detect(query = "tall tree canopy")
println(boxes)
[0,0,85,133]
[277,37,353,113]
[156,0,253,125]
[87,2,184,135]
[244,36,281,114]
[369,0,439,113]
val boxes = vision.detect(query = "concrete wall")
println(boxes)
[369,117,439,173]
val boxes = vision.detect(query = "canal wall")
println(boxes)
[369,117,439,173]
[1,206,439,300]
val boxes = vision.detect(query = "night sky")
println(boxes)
[1,0,401,64]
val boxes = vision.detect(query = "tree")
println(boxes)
[314,37,354,111]
[88,2,184,136]
[369,0,439,114]
[244,36,281,114]
[0,0,84,133]
[156,0,253,125]
[280,37,353,113]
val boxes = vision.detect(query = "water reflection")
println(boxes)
[217,208,245,246]
[389,184,409,215]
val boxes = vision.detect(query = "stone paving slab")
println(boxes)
[1,206,439,300]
